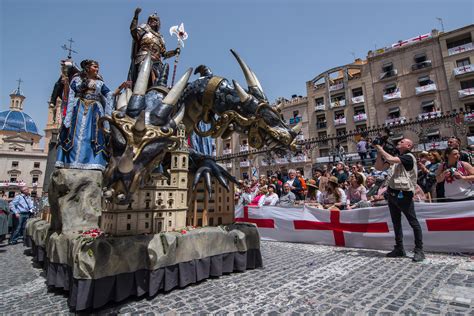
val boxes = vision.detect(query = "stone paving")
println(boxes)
[0,240,473,314]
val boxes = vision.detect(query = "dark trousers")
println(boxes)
[387,189,423,250]
[10,213,29,243]
[358,152,367,165]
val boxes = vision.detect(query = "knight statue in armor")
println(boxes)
[129,7,180,88]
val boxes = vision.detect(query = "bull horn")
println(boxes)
[230,49,259,89]
[232,80,250,102]
[118,146,134,173]
[275,102,283,112]
[133,52,152,95]
[251,70,264,95]
[172,104,185,126]
[133,111,146,132]
[292,121,302,134]
[125,87,132,103]
[163,68,193,106]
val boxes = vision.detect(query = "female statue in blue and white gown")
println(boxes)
[56,59,128,171]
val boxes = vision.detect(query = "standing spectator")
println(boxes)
[270,174,283,197]
[417,150,441,199]
[285,169,304,200]
[0,192,10,244]
[296,170,307,197]
[258,184,279,206]
[375,138,424,262]
[313,168,323,187]
[279,183,296,206]
[367,138,377,164]
[436,147,474,201]
[9,186,36,245]
[357,137,368,165]
[447,136,470,162]
[238,185,253,206]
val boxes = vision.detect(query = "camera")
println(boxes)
[372,128,399,156]
[448,167,457,176]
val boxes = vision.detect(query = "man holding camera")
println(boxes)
[9,186,36,245]
[374,138,425,262]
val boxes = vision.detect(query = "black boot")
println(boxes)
[412,248,425,262]
[386,246,406,258]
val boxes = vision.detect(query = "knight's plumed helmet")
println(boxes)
[147,13,160,24]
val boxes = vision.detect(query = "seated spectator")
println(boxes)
[366,175,385,199]
[238,185,253,206]
[436,147,474,201]
[249,186,267,206]
[316,176,347,210]
[279,183,296,206]
[259,184,279,206]
[346,173,369,209]
[269,174,283,197]
[305,179,321,202]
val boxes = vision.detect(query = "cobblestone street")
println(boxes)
[0,240,473,314]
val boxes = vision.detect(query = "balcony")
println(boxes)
[411,60,432,72]
[240,145,249,152]
[240,161,250,168]
[329,82,344,92]
[417,111,441,121]
[222,149,232,155]
[415,83,437,95]
[275,157,289,164]
[458,88,474,99]
[454,64,474,78]
[334,117,347,126]
[383,90,401,102]
[290,155,309,163]
[316,122,327,129]
[330,99,346,108]
[0,181,27,189]
[384,116,406,126]
[379,69,398,80]
[289,117,302,125]
[225,162,233,169]
[464,112,474,123]
[351,95,364,104]
[314,104,325,111]
[448,42,474,56]
[353,113,367,122]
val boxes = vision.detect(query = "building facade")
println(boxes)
[0,87,47,199]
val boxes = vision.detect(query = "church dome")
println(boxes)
[0,110,40,135]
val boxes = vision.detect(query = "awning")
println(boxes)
[385,83,397,90]
[388,107,400,114]
[421,100,435,107]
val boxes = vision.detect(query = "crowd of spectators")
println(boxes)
[235,137,474,209]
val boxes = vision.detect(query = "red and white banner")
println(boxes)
[235,201,474,253]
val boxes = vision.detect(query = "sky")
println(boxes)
[1,0,473,143]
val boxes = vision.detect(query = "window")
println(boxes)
[336,128,346,136]
[11,161,19,168]
[315,97,324,106]
[174,157,178,167]
[460,79,474,90]
[446,34,472,49]
[127,214,131,220]
[293,110,299,118]
[316,115,327,129]
[8,192,15,198]
[388,108,400,119]
[384,83,397,94]
[126,224,131,230]
[320,148,329,157]
[169,220,172,227]
[456,58,470,67]
[145,222,149,229]
[10,177,17,182]
[182,157,186,167]
[382,62,393,72]
[32,176,39,184]
[197,218,203,226]
[426,129,440,141]
[465,103,474,112]
[33,162,40,168]
[421,100,435,112]
[352,87,363,97]
[218,217,223,225]
[335,110,345,119]
[355,124,367,131]
[209,218,214,226]
[318,131,328,146]
[145,201,150,209]
[354,106,365,115]
[414,53,427,63]
[418,76,433,86]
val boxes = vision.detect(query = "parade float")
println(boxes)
[24,8,300,311]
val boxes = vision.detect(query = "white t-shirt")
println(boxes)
[258,193,279,206]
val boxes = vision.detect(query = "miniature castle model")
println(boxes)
[100,123,189,236]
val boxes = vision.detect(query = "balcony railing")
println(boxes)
[314,104,325,111]
[290,155,309,163]
[383,90,401,102]
[240,145,249,152]
[454,64,474,77]
[334,117,347,126]
[329,82,344,92]
[353,113,367,122]
[416,141,448,152]
[411,60,432,71]
[458,88,474,99]
[330,99,346,108]
[316,122,327,129]
[289,117,302,125]
[415,83,437,95]
[240,161,250,167]
[222,149,232,155]
[351,95,364,104]
[448,42,474,56]
[464,112,474,123]
[417,111,441,121]
[275,157,289,164]
[0,181,27,188]
[384,116,406,126]
[379,69,398,80]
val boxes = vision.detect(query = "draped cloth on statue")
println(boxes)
[190,121,214,156]
[56,76,114,171]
